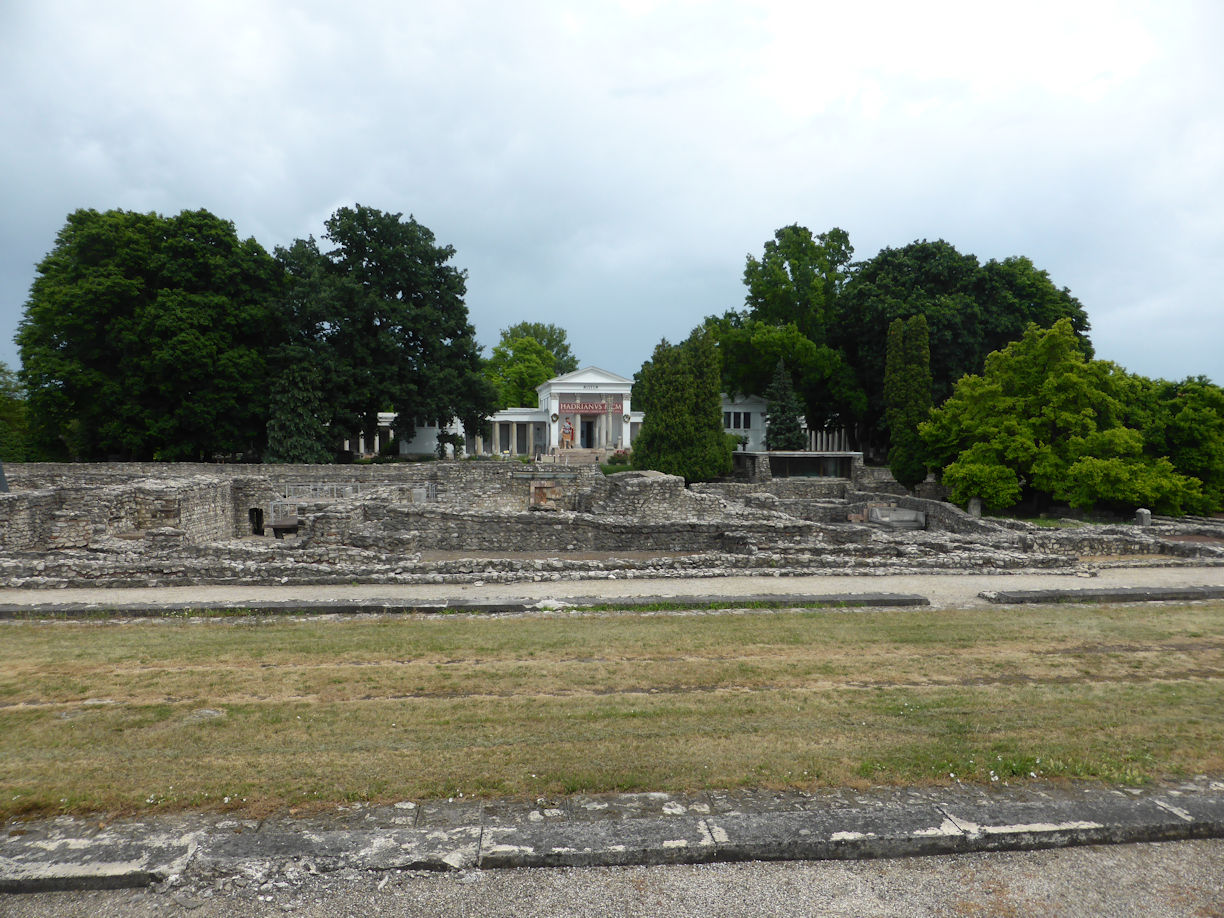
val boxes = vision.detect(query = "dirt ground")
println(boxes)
[4,563,1224,612]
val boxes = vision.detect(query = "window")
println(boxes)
[742,412,751,428]
[724,412,732,428]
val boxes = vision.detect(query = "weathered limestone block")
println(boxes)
[145,527,188,551]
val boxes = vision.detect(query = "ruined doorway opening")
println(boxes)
[249,507,264,536]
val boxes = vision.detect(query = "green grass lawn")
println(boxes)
[2,601,1221,818]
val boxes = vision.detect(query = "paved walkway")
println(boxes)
[4,563,1224,615]
[4,779,1224,893]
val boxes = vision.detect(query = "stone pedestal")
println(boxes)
[1135,507,1152,527]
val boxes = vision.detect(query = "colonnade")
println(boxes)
[808,427,850,451]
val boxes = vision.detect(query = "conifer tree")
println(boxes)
[764,359,807,450]
[631,329,733,482]
[265,362,334,463]
[884,314,932,489]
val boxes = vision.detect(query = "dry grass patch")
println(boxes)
[1,602,1222,818]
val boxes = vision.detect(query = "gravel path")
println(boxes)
[4,564,1224,611]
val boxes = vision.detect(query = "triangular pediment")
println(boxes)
[538,366,633,390]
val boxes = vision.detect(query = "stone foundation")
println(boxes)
[2,460,1222,588]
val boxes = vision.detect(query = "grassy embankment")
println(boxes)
[2,601,1221,818]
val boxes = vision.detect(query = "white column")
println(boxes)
[527,423,535,458]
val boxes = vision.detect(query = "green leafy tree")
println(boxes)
[484,336,556,408]
[742,225,853,344]
[763,359,807,450]
[276,205,496,453]
[922,320,1203,514]
[1132,375,1224,512]
[837,241,1092,452]
[632,329,733,482]
[18,208,281,460]
[727,225,864,431]
[497,321,578,375]
[707,314,864,431]
[0,361,31,465]
[264,362,334,463]
[883,315,933,489]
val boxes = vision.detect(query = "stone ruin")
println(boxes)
[1,460,1222,588]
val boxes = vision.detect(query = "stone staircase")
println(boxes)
[538,448,605,467]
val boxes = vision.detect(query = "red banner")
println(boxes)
[559,398,622,414]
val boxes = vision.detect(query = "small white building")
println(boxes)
[478,366,643,456]
[350,367,850,459]
[722,394,768,451]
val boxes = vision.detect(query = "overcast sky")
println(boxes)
[2,1,1222,388]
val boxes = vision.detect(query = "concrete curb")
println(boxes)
[4,779,1222,893]
[980,585,1224,604]
[0,593,929,619]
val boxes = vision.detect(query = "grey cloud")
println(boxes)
[1,1,1222,388]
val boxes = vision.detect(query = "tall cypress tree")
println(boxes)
[764,359,807,450]
[631,329,733,482]
[884,314,932,489]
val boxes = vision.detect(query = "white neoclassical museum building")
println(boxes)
[364,367,642,458]
[360,365,852,459]
[477,366,643,456]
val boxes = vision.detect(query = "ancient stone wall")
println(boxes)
[2,460,598,511]
[4,462,1222,588]
[842,492,1003,536]
[693,479,850,502]
[132,479,233,543]
[1,461,604,546]
[853,466,910,496]
[576,471,738,521]
[302,503,822,555]
[0,475,235,549]
[0,490,58,551]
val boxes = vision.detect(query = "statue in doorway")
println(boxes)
[561,417,574,449]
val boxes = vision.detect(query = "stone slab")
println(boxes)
[0,593,928,619]
[980,585,1224,604]
[0,816,204,893]
[191,823,483,874]
[6,780,1223,893]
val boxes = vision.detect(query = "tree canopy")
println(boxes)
[497,321,578,376]
[274,205,496,451]
[17,204,495,463]
[483,321,580,409]
[710,227,1093,458]
[742,225,853,345]
[921,319,1207,514]
[631,329,733,482]
[484,335,556,409]
[18,208,281,460]
[705,314,862,431]
[264,362,334,464]
[836,242,1091,449]
[0,361,31,463]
